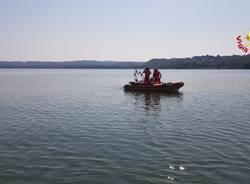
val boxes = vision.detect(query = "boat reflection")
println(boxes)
[124,91,183,117]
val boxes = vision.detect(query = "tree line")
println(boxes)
[0,55,250,69]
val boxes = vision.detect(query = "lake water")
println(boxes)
[0,69,250,184]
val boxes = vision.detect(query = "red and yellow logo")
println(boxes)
[236,32,250,54]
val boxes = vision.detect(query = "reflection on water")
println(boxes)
[124,91,183,117]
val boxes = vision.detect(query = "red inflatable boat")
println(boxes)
[124,81,184,92]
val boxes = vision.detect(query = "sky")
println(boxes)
[0,0,249,61]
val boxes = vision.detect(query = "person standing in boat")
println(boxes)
[153,68,162,84]
[143,67,151,84]
[134,70,139,82]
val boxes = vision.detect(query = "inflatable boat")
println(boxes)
[124,81,184,92]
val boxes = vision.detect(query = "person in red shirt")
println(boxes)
[143,67,151,84]
[153,68,162,84]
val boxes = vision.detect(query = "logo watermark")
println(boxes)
[236,32,250,54]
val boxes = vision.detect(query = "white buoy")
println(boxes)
[179,166,185,170]
[169,164,185,170]
[167,176,174,180]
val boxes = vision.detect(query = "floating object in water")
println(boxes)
[124,81,184,92]
[169,165,185,170]
[167,176,175,181]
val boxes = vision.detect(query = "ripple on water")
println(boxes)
[1,69,250,184]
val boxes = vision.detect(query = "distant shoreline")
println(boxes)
[1,55,250,69]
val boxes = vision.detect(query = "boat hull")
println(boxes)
[124,81,184,92]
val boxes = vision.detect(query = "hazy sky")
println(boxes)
[0,0,249,61]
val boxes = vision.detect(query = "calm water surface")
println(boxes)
[0,69,250,184]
